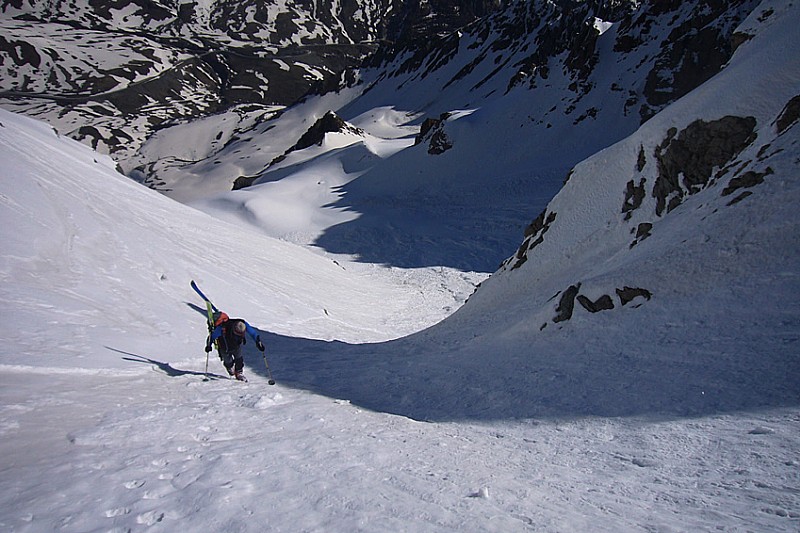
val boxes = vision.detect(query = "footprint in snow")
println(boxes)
[468,487,490,499]
[630,457,659,468]
[614,454,658,468]
[123,479,145,489]
[136,510,165,525]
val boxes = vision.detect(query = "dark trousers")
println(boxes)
[219,346,244,373]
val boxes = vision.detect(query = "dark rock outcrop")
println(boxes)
[543,284,651,327]
[616,286,652,306]
[414,113,453,155]
[721,167,773,197]
[234,110,364,189]
[653,115,757,215]
[629,222,653,248]
[266,110,364,168]
[577,294,615,313]
[294,111,364,151]
[776,94,800,134]
[613,0,758,123]
[553,284,581,323]
[504,210,557,271]
[622,178,646,220]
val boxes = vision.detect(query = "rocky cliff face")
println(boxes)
[0,0,500,159]
[618,0,762,122]
[371,0,758,124]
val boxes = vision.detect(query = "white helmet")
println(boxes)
[233,321,246,335]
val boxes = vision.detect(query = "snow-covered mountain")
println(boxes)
[0,0,500,160]
[1,0,799,531]
[2,0,752,200]
[116,0,780,274]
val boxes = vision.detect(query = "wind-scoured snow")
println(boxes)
[1,1,800,533]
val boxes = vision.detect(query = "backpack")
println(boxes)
[213,311,229,327]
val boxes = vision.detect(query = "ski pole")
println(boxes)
[262,350,276,385]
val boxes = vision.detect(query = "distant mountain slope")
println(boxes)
[0,0,500,159]
[1,1,755,183]
[0,0,498,46]
[0,0,792,274]
[141,0,769,271]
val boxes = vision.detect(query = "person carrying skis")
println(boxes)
[205,314,265,381]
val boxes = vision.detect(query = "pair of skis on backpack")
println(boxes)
[191,280,275,385]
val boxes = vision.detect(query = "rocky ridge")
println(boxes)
[0,0,500,160]
[489,0,798,331]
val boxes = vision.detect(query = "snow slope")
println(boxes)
[2,3,800,533]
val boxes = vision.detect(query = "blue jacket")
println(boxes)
[207,318,262,353]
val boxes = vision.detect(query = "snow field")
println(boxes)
[2,369,797,532]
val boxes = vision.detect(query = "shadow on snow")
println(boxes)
[243,327,800,423]
[297,144,566,272]
[109,346,229,380]
[179,291,800,422]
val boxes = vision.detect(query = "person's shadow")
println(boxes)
[107,346,227,380]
